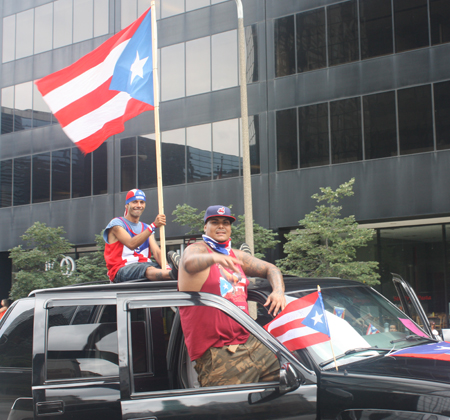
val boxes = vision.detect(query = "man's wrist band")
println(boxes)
[147,223,157,234]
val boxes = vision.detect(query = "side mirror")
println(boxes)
[280,362,300,394]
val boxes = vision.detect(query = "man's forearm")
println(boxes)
[183,253,215,274]
[266,265,285,295]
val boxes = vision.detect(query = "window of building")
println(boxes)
[186,0,210,12]
[186,37,211,96]
[16,9,34,60]
[274,15,295,78]
[360,0,394,59]
[397,85,433,155]
[0,160,12,208]
[53,0,73,49]
[33,83,52,128]
[32,152,51,204]
[93,143,108,195]
[121,137,137,192]
[13,156,31,206]
[433,81,450,150]
[394,0,429,52]
[121,0,152,29]
[276,108,298,171]
[328,0,359,66]
[330,97,362,164]
[138,135,157,190]
[161,0,185,18]
[246,25,259,83]
[52,149,71,201]
[213,119,240,179]
[14,82,33,132]
[2,15,15,62]
[74,0,94,43]
[430,0,450,45]
[212,30,238,91]
[94,0,110,37]
[245,115,260,175]
[162,129,186,186]
[72,148,92,198]
[161,43,185,101]
[1,86,14,134]
[187,124,212,183]
[34,3,53,54]
[299,103,329,168]
[296,8,326,73]
[363,91,397,159]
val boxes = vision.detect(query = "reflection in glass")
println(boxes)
[74,0,93,43]
[52,149,71,201]
[363,91,397,159]
[186,37,211,96]
[276,108,298,171]
[212,30,238,91]
[398,85,433,155]
[138,135,157,189]
[93,143,107,195]
[434,81,450,150]
[187,124,212,183]
[213,119,239,179]
[330,97,362,164]
[360,0,393,59]
[328,0,359,66]
[35,3,53,54]
[54,0,73,49]
[0,160,12,208]
[241,115,260,175]
[32,153,51,204]
[72,148,92,198]
[16,9,34,59]
[121,0,137,29]
[394,0,429,52]
[33,83,52,128]
[161,0,184,18]
[15,82,33,132]
[94,0,109,37]
[14,156,31,206]
[186,0,210,11]
[297,9,326,73]
[121,137,136,192]
[3,15,15,62]
[161,43,185,101]
[299,103,329,168]
[162,128,185,186]
[274,15,295,78]
[430,0,450,45]
[245,25,258,83]
[1,86,14,134]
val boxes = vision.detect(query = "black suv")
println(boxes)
[0,275,448,420]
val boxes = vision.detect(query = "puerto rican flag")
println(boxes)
[35,8,154,154]
[264,291,331,351]
[366,323,380,335]
[389,342,450,361]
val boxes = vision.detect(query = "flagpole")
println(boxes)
[318,285,338,371]
[151,0,166,269]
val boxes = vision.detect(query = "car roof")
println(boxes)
[29,276,367,298]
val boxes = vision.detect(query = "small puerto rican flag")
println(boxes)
[366,323,379,335]
[389,342,450,361]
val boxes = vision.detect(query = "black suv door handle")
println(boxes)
[36,400,64,416]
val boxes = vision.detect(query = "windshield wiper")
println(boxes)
[319,347,389,368]
[390,334,436,344]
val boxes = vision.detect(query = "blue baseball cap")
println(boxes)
[204,205,236,223]
[125,189,146,204]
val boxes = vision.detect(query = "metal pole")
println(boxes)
[235,0,254,255]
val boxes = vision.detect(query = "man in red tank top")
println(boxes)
[178,205,286,387]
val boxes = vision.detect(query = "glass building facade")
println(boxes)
[1,0,450,326]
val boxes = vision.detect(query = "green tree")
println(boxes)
[9,222,78,300]
[75,232,109,283]
[172,204,279,259]
[276,178,380,285]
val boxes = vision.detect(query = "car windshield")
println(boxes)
[287,285,432,369]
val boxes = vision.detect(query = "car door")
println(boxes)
[117,291,318,420]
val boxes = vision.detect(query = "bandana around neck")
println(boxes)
[202,234,231,256]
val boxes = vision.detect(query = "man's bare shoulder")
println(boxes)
[184,242,208,255]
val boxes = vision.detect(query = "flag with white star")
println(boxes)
[389,342,450,361]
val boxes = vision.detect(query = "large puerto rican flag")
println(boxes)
[35,8,154,154]
[264,291,331,351]
[389,342,450,361]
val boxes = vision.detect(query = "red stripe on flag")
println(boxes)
[269,318,306,338]
[283,331,331,352]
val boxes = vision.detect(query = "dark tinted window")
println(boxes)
[0,159,12,207]
[434,81,450,150]
[394,0,429,52]
[32,153,51,204]
[328,0,359,66]
[121,137,136,192]
[162,130,186,186]
[138,136,157,189]
[249,115,260,175]
[277,108,298,171]
[213,120,240,180]
[299,103,329,168]
[93,142,107,195]
[330,97,362,163]
[52,149,71,201]
[296,8,326,73]
[275,15,295,77]
[363,91,397,159]
[430,0,450,45]
[13,156,31,206]
[1,86,14,134]
[72,148,91,198]
[360,0,393,59]
[246,25,259,83]
[398,85,433,155]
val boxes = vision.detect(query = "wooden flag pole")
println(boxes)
[150,1,166,269]
[318,285,338,371]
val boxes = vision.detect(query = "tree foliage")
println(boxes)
[75,232,109,283]
[9,222,78,300]
[276,178,380,285]
[172,204,279,259]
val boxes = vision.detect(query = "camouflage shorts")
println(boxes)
[194,334,280,387]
